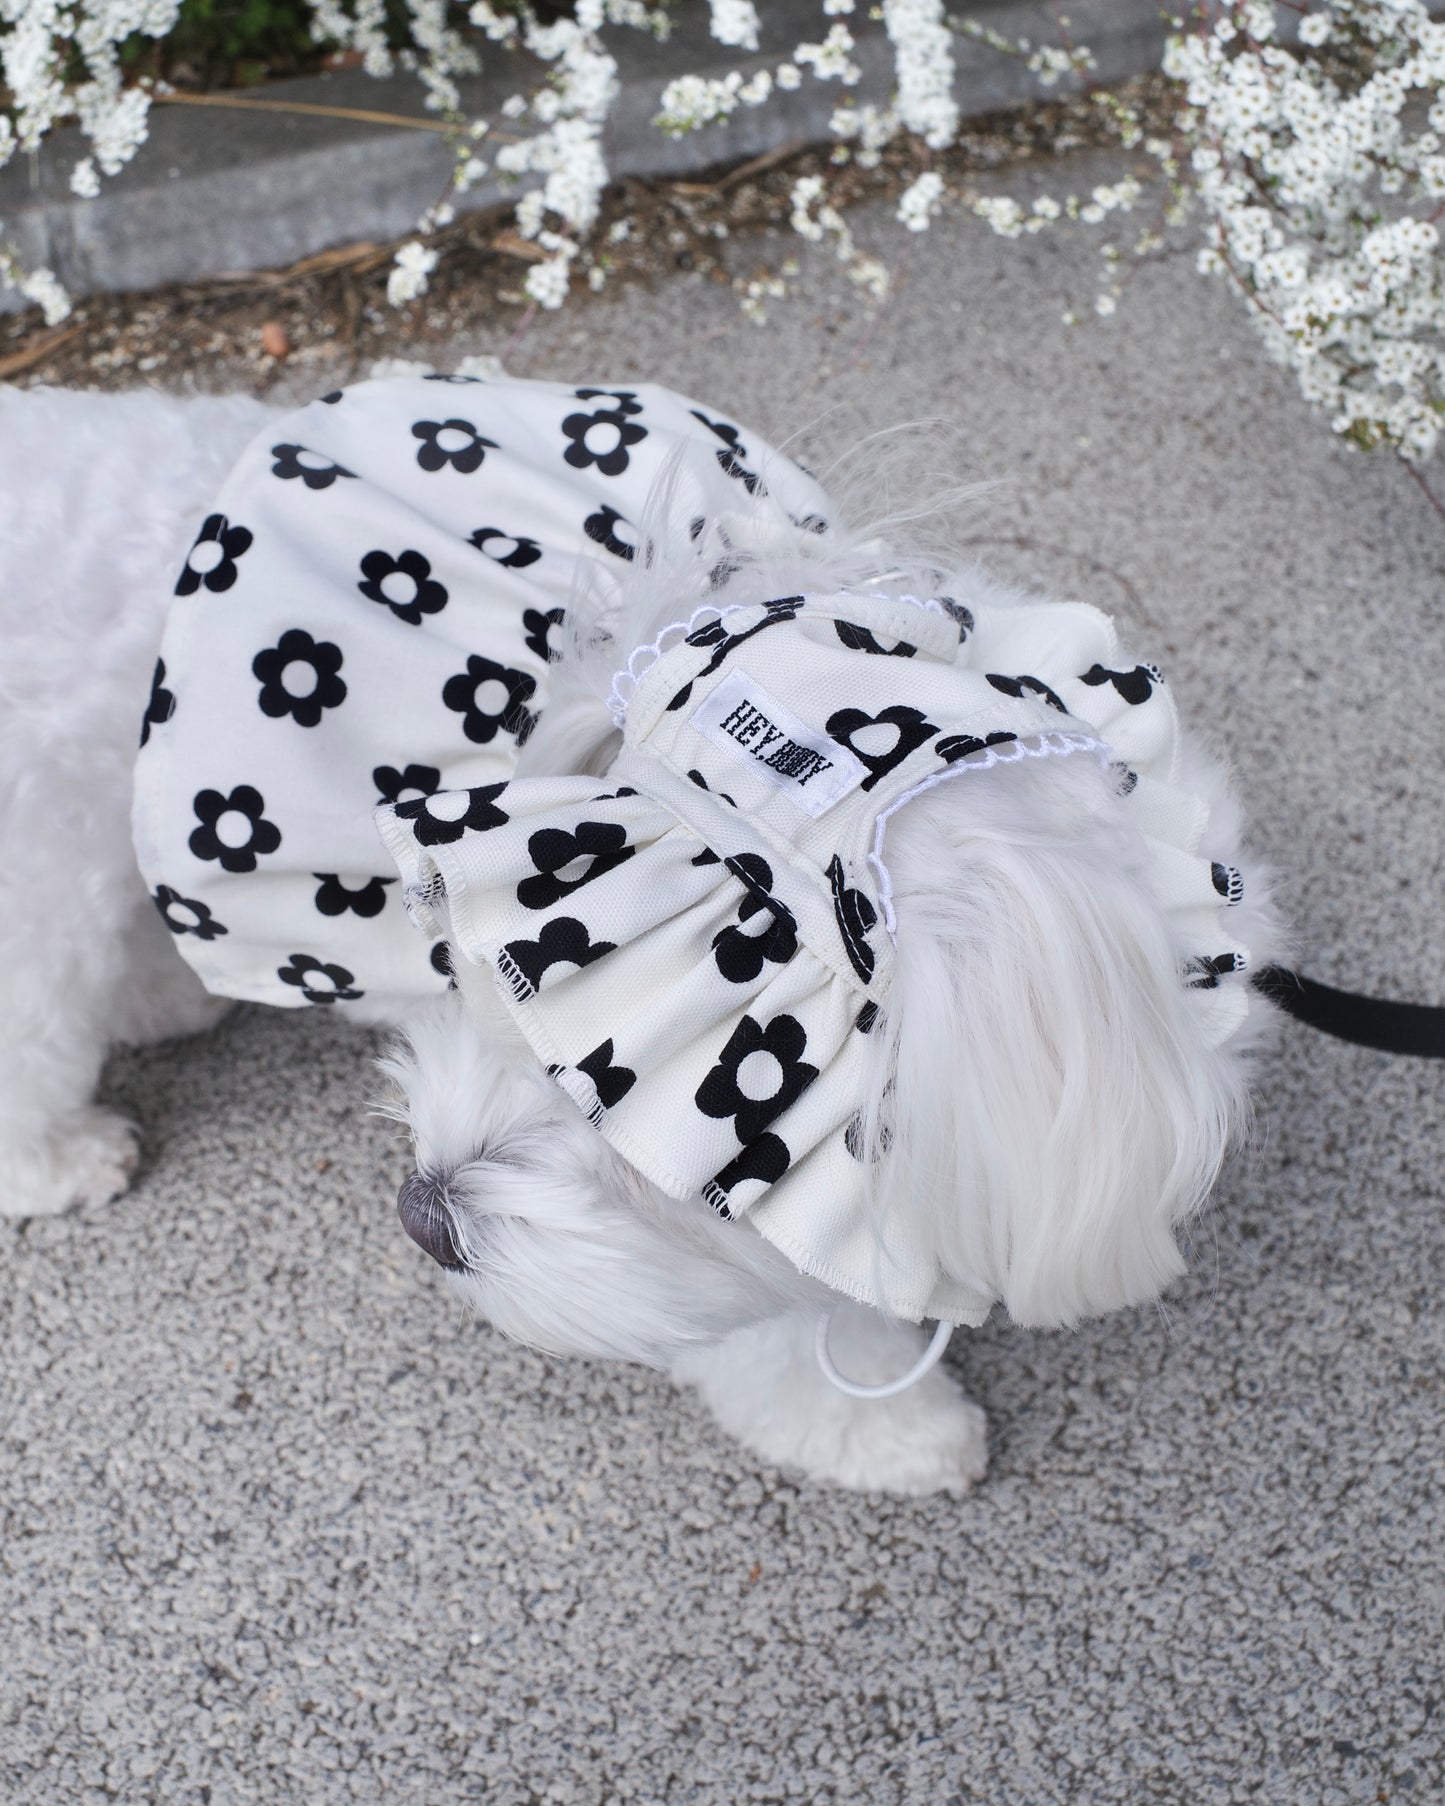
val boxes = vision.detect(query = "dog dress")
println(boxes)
[133,375,831,1014]
[376,584,1255,1322]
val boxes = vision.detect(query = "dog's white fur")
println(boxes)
[0,380,1284,1496]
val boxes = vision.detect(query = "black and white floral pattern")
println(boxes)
[712,854,797,983]
[411,417,496,473]
[503,917,617,995]
[271,443,356,489]
[313,873,393,918]
[986,672,1068,713]
[442,655,538,746]
[695,1013,818,1144]
[690,410,764,494]
[358,549,448,625]
[561,402,648,476]
[702,1135,791,1219]
[140,658,176,747]
[517,821,634,911]
[583,503,640,562]
[277,953,363,1004]
[469,527,542,569]
[826,855,877,984]
[152,885,227,940]
[394,783,510,846]
[374,763,442,807]
[825,702,939,790]
[188,785,281,874]
[253,629,347,727]
[1080,662,1163,705]
[574,1039,637,1109]
[523,606,566,662]
[176,513,252,595]
[936,729,1018,765]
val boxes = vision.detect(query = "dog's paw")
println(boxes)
[674,1308,989,1497]
[0,1108,140,1219]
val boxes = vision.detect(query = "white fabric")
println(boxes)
[132,375,829,1012]
[376,584,1253,1323]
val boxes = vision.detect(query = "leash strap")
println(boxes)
[1254,966,1445,1059]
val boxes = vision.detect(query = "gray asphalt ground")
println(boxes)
[3,148,1443,1804]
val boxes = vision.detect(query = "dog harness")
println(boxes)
[376,584,1255,1323]
[132,375,830,1014]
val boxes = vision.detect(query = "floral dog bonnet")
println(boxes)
[377,580,1257,1324]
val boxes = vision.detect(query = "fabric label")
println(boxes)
[689,668,867,818]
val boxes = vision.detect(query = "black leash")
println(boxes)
[1253,966,1445,1059]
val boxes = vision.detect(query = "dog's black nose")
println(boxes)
[397,1170,469,1271]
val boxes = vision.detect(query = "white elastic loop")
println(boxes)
[814,1311,955,1400]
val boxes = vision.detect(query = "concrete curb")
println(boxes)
[0,1,1168,313]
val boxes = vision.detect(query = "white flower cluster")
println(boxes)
[1159,2,1445,462]
[2,0,183,315]
[882,0,957,149]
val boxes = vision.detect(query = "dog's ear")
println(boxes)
[859,753,1253,1328]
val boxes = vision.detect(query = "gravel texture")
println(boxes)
[3,148,1443,1804]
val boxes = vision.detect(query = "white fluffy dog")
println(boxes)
[0,378,1283,1496]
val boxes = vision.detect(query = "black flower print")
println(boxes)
[469,527,542,570]
[936,729,1018,765]
[986,672,1069,713]
[695,1013,819,1145]
[442,655,538,746]
[827,854,878,984]
[189,785,281,874]
[687,768,737,809]
[690,410,765,494]
[835,620,917,658]
[423,372,485,384]
[152,885,227,941]
[702,1134,791,1219]
[1112,763,1139,796]
[583,503,641,562]
[175,513,252,595]
[664,598,805,713]
[1187,951,1248,990]
[277,954,363,1005]
[430,940,455,981]
[502,917,616,996]
[358,549,449,625]
[1080,662,1163,705]
[517,821,635,911]
[575,386,643,417]
[313,873,393,918]
[252,629,346,728]
[394,783,509,846]
[843,1102,897,1164]
[825,703,939,791]
[411,417,497,474]
[561,403,648,476]
[575,1039,637,1110]
[713,854,798,983]
[937,597,974,639]
[1212,862,1245,905]
[140,658,175,747]
[523,605,566,663]
[855,1000,879,1034]
[374,762,442,807]
[319,390,344,404]
[270,443,356,489]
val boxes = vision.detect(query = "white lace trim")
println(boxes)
[868,731,1114,938]
[606,601,754,727]
[605,590,960,727]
